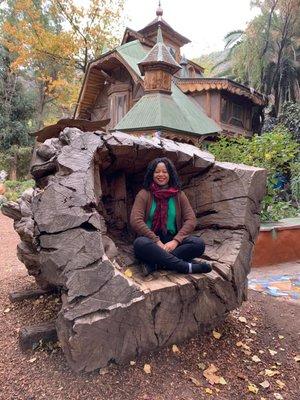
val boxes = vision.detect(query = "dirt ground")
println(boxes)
[0,213,299,400]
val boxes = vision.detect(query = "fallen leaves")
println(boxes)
[189,376,201,387]
[248,383,259,394]
[268,349,278,356]
[259,380,270,389]
[265,369,280,377]
[143,364,151,374]
[204,388,213,394]
[236,341,251,355]
[239,341,251,348]
[238,316,247,323]
[273,393,283,400]
[275,379,285,389]
[124,268,133,278]
[197,362,206,371]
[28,357,37,363]
[294,355,300,362]
[212,330,221,339]
[203,364,227,385]
[252,355,262,363]
[219,377,227,385]
[99,367,109,375]
[172,344,180,353]
[4,307,10,314]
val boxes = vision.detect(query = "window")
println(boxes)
[221,96,250,129]
[167,46,176,59]
[116,94,127,123]
[109,89,129,127]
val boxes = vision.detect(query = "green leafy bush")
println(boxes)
[15,146,32,179]
[208,127,299,222]
[290,159,300,207]
[0,146,32,180]
[4,179,34,202]
[0,151,10,171]
[279,102,300,142]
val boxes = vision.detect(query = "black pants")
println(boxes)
[133,234,205,273]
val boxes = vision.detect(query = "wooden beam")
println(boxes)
[9,288,55,303]
[19,321,57,351]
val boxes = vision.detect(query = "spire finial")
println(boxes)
[157,25,163,43]
[156,1,163,19]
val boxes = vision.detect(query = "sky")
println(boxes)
[122,0,259,58]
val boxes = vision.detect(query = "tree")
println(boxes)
[0,45,35,150]
[1,0,125,127]
[213,0,300,116]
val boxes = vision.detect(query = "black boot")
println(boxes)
[190,261,212,274]
[140,262,157,276]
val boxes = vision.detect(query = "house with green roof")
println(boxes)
[74,5,267,144]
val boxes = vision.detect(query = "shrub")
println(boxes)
[0,151,10,172]
[207,126,299,222]
[0,146,33,180]
[279,102,300,142]
[16,146,32,179]
[290,159,300,207]
[4,179,34,202]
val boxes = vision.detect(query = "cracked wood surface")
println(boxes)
[1,129,267,372]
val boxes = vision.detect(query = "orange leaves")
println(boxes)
[2,0,125,110]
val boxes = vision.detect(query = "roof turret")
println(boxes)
[138,26,181,76]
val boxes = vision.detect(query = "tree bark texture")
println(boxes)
[1,129,267,372]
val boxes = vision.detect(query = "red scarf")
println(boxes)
[150,182,179,234]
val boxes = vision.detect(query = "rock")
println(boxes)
[1,201,22,221]
[1,129,266,372]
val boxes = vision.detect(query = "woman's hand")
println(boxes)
[157,240,166,250]
[164,240,178,252]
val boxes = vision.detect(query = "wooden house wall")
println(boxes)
[191,91,220,123]
[91,85,109,122]
[190,90,255,136]
[90,66,144,129]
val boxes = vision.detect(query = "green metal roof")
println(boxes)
[114,39,221,136]
[114,83,221,136]
[116,40,148,77]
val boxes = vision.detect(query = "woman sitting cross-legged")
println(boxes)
[130,157,212,276]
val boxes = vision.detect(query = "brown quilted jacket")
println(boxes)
[130,189,196,244]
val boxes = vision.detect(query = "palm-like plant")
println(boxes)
[211,0,300,116]
[210,30,244,79]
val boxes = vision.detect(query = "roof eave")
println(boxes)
[138,60,181,75]
[138,20,191,45]
[121,27,154,46]
[176,77,267,106]
[113,124,220,137]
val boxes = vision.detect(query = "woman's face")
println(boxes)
[153,162,170,186]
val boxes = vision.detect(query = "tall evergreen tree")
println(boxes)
[0,45,35,150]
[213,0,300,116]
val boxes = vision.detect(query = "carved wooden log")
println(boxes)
[19,321,57,350]
[9,288,55,303]
[2,129,267,372]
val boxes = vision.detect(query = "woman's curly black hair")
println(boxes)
[143,157,182,189]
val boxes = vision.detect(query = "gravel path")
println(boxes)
[0,212,299,400]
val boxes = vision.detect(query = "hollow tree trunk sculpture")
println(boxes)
[2,129,266,372]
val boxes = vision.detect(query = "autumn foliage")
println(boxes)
[1,0,125,124]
